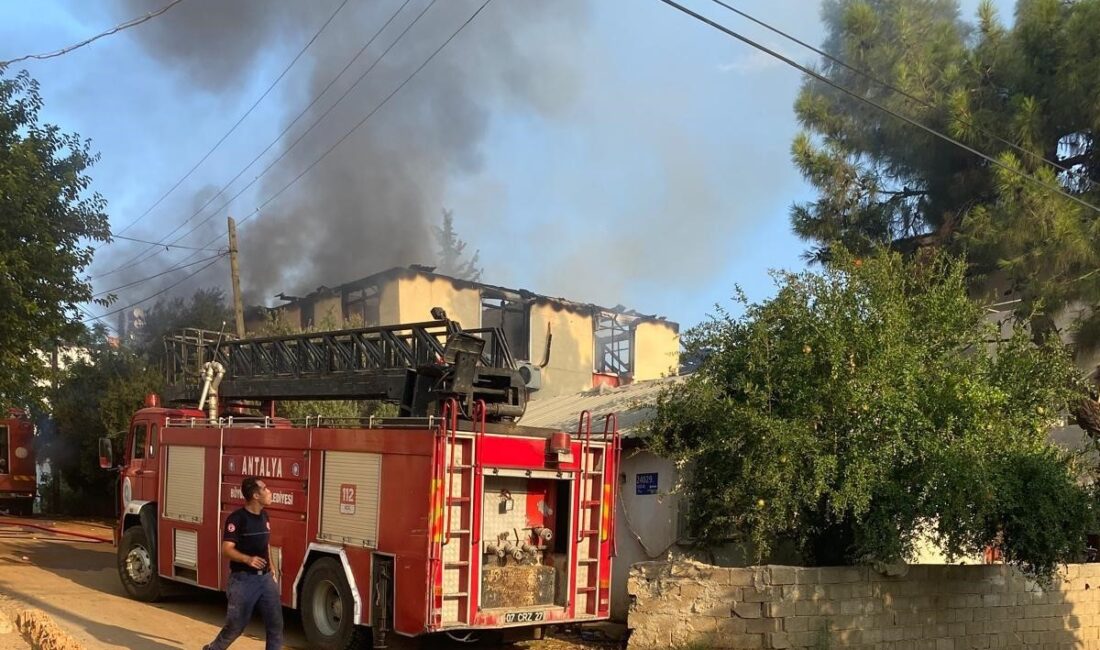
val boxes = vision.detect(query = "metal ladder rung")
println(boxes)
[445,561,470,568]
[443,592,469,599]
[576,587,597,593]
[579,530,599,537]
[582,500,601,507]
[448,464,472,471]
[447,496,471,504]
[448,529,470,535]
[578,558,598,564]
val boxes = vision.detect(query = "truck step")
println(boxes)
[579,530,599,537]
[581,500,601,508]
[446,496,471,504]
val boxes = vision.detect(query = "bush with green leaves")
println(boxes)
[648,251,1094,579]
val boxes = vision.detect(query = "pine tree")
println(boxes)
[433,208,482,282]
[792,0,1100,347]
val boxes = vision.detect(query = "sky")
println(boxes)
[1,0,1015,333]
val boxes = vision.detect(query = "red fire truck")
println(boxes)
[0,408,36,516]
[100,318,619,648]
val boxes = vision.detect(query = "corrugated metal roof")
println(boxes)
[520,376,685,437]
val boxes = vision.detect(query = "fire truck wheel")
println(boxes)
[119,526,161,602]
[302,557,368,650]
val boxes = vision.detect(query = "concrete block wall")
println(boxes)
[627,561,1100,649]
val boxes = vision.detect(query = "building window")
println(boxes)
[481,297,529,360]
[594,312,633,375]
[300,301,315,330]
[343,286,380,327]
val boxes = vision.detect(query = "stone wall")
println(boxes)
[627,561,1100,649]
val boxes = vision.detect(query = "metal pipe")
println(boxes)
[201,361,225,422]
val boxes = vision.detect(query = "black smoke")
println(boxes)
[113,0,587,304]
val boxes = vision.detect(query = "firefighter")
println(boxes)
[203,476,283,650]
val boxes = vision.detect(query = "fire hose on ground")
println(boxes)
[0,515,112,543]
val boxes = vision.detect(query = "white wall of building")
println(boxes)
[612,448,681,621]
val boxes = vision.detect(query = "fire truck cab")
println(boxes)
[102,318,619,649]
[0,409,35,516]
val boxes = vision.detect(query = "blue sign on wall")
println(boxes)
[635,472,658,495]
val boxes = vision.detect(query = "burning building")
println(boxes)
[247,265,680,398]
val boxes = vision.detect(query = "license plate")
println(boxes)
[503,610,545,624]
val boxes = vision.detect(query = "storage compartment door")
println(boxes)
[319,451,382,547]
[163,446,205,523]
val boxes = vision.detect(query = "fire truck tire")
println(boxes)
[301,557,369,650]
[119,526,162,602]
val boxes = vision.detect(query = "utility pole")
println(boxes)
[227,216,246,337]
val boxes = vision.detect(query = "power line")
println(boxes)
[82,0,483,322]
[92,252,227,299]
[93,0,421,280]
[82,256,224,324]
[111,0,352,238]
[109,233,221,252]
[0,0,185,68]
[75,303,114,332]
[117,0,432,273]
[184,0,494,260]
[657,0,1100,218]
[708,0,1092,187]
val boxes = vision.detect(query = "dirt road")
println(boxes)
[0,518,302,649]
[0,518,622,650]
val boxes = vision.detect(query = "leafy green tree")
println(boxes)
[434,208,482,282]
[250,312,397,421]
[131,287,232,367]
[0,70,110,407]
[648,250,1093,579]
[46,327,159,515]
[792,0,1100,346]
[42,289,228,514]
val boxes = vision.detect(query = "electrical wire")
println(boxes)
[0,0,185,67]
[103,0,445,278]
[110,0,353,238]
[92,252,227,298]
[90,0,491,307]
[708,0,1093,186]
[94,0,420,280]
[81,255,224,324]
[194,0,495,248]
[657,0,1100,218]
[75,303,114,331]
[109,233,220,251]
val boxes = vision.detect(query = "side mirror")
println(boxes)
[98,437,114,470]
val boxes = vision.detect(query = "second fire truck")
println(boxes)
[0,409,35,516]
[101,315,619,649]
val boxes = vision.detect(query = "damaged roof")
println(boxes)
[520,376,685,438]
[267,265,678,329]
